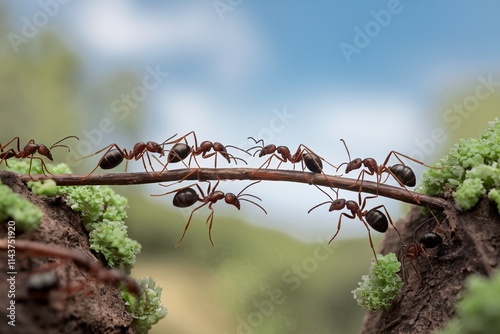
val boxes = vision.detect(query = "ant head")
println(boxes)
[146,141,164,155]
[37,144,54,161]
[213,142,227,153]
[340,139,362,173]
[329,199,346,211]
[224,193,240,210]
[345,158,363,173]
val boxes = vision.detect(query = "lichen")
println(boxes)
[352,253,404,311]
[0,181,43,232]
[418,118,500,212]
[122,277,168,334]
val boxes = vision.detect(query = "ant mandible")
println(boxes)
[336,139,435,204]
[159,131,250,173]
[0,136,79,177]
[399,217,443,282]
[247,137,337,176]
[78,134,178,177]
[152,180,267,247]
[308,186,402,263]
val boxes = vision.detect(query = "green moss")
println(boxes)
[88,219,141,270]
[28,179,58,196]
[0,181,43,232]
[352,253,403,311]
[437,271,500,334]
[122,277,168,334]
[418,119,500,212]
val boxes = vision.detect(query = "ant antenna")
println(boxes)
[340,139,351,162]
[49,136,80,151]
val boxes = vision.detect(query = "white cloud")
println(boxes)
[69,0,268,83]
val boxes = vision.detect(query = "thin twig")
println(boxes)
[18,168,449,210]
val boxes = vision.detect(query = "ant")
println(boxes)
[399,217,443,282]
[0,239,142,301]
[336,139,435,204]
[247,137,336,174]
[152,180,267,247]
[159,131,250,173]
[307,186,402,263]
[78,134,177,177]
[0,136,79,177]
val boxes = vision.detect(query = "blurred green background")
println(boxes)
[1,3,500,333]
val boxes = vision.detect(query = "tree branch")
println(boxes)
[19,168,450,210]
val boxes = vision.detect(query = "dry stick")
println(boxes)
[18,168,449,210]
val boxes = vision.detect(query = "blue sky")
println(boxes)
[4,0,500,241]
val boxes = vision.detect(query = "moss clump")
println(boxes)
[438,271,500,334]
[122,277,168,334]
[0,181,43,232]
[352,253,404,311]
[88,219,141,269]
[418,119,500,212]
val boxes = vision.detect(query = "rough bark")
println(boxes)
[359,195,500,333]
[0,172,134,334]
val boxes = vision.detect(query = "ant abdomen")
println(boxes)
[100,149,125,169]
[167,143,191,163]
[365,209,389,233]
[390,164,416,187]
[303,152,323,173]
[419,232,443,249]
[172,188,199,208]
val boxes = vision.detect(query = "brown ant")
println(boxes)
[247,137,336,174]
[399,217,443,282]
[159,131,250,173]
[307,186,402,263]
[336,139,435,204]
[152,180,267,247]
[0,136,79,177]
[0,239,142,301]
[78,134,177,177]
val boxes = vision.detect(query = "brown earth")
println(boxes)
[360,193,500,333]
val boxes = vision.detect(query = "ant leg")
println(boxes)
[205,206,216,247]
[78,144,126,178]
[328,213,348,244]
[384,150,437,169]
[175,202,208,247]
[359,218,379,264]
